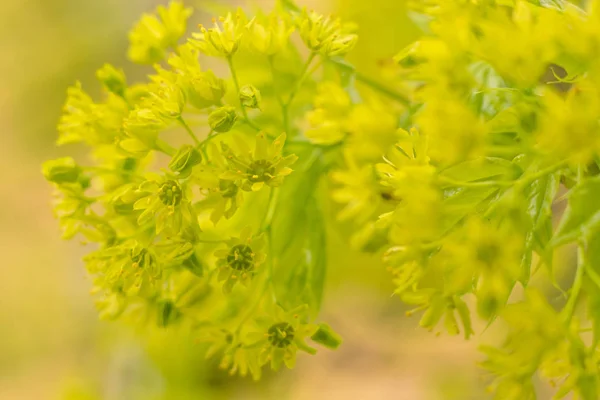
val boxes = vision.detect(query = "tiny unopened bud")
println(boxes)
[311,323,343,349]
[169,144,202,177]
[239,85,262,109]
[42,157,81,184]
[323,33,357,57]
[208,106,237,133]
[96,64,127,96]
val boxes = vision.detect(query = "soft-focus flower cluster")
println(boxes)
[44,0,352,380]
[44,0,600,396]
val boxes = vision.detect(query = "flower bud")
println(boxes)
[311,323,343,349]
[157,300,180,327]
[322,33,357,57]
[246,17,293,55]
[42,157,81,184]
[151,81,186,119]
[124,108,166,147]
[186,71,226,109]
[239,85,261,109]
[169,144,202,177]
[208,106,237,133]
[96,64,127,96]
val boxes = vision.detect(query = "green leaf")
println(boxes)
[442,186,499,233]
[521,172,560,285]
[551,175,600,247]
[439,157,521,182]
[270,148,327,316]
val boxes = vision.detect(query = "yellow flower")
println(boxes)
[190,10,248,57]
[246,15,294,55]
[221,133,297,191]
[246,305,317,371]
[214,227,266,293]
[298,9,357,57]
[128,1,193,64]
[536,85,600,165]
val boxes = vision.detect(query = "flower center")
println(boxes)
[268,322,295,348]
[226,244,254,271]
[159,180,183,206]
[130,247,151,267]
[247,160,275,183]
[219,179,239,198]
[476,242,501,266]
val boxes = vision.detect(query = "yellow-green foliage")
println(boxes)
[43,0,600,398]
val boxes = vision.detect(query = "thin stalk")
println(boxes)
[227,56,262,132]
[355,71,411,106]
[268,55,289,132]
[234,188,281,333]
[155,139,177,156]
[283,52,317,133]
[562,165,586,324]
[177,116,200,146]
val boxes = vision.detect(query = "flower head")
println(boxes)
[133,175,197,236]
[58,82,127,146]
[221,133,297,191]
[128,1,193,64]
[167,44,227,109]
[246,305,317,371]
[190,10,248,57]
[214,227,266,293]
[193,142,245,224]
[245,15,294,55]
[298,9,357,57]
[85,240,160,296]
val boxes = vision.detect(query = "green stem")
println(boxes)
[585,264,600,291]
[438,176,512,189]
[177,117,200,146]
[284,52,317,133]
[268,55,289,132]
[196,238,227,244]
[82,166,144,182]
[261,187,279,232]
[517,161,566,187]
[563,242,586,324]
[355,71,410,106]
[439,160,567,189]
[234,188,281,333]
[155,139,177,156]
[234,275,268,334]
[562,165,586,325]
[227,56,262,132]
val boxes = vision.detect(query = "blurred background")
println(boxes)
[0,1,494,399]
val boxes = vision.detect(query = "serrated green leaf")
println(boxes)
[442,186,499,233]
[551,176,600,247]
[520,172,559,285]
[440,157,521,182]
[270,148,327,316]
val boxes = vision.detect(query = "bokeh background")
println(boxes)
[0,1,500,398]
